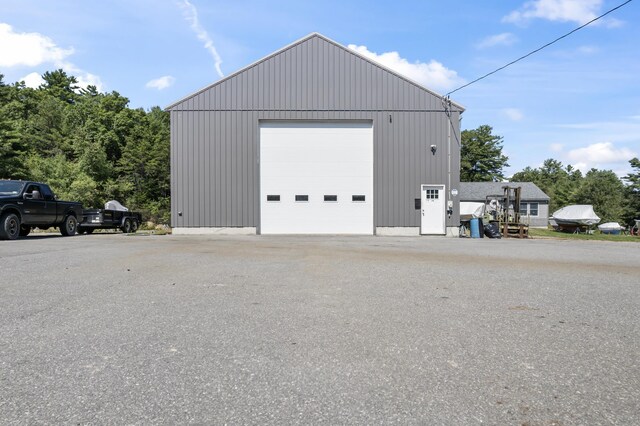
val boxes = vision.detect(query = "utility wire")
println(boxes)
[445,0,634,96]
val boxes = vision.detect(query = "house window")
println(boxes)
[352,195,365,202]
[267,195,280,202]
[324,195,337,202]
[295,195,309,202]
[519,202,539,217]
[520,202,527,214]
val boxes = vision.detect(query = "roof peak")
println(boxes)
[166,32,464,111]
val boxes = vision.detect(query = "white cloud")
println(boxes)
[0,23,73,67]
[476,33,518,49]
[20,72,45,88]
[146,75,176,90]
[0,22,103,91]
[503,0,602,25]
[577,45,598,55]
[549,143,564,152]
[77,73,103,90]
[57,61,104,92]
[572,161,589,172]
[567,142,636,167]
[347,44,464,92]
[556,120,640,144]
[178,0,224,78]
[503,108,524,121]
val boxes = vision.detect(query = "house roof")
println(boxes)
[458,182,550,201]
[166,32,464,111]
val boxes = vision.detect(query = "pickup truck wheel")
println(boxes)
[121,219,132,233]
[60,215,78,236]
[19,226,31,237]
[131,220,139,232]
[0,213,20,240]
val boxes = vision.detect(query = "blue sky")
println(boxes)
[1,0,638,177]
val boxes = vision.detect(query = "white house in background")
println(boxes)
[458,182,550,228]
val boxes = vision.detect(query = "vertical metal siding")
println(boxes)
[169,35,462,229]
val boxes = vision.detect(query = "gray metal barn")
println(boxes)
[167,33,464,235]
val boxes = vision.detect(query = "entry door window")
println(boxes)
[425,189,439,200]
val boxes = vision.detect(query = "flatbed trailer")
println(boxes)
[79,208,142,233]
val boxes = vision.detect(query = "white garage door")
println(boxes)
[260,121,373,234]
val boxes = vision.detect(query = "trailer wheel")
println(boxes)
[121,219,132,233]
[60,215,78,236]
[0,213,20,240]
[131,220,139,232]
[19,226,31,237]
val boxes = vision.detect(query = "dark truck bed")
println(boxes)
[79,208,142,233]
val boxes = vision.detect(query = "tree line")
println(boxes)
[461,125,640,225]
[0,70,170,223]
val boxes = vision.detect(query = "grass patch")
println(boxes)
[529,228,640,242]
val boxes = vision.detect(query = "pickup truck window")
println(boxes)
[0,181,25,195]
[41,185,55,200]
[25,184,43,200]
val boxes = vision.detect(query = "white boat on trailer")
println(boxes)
[551,205,600,231]
[598,222,624,234]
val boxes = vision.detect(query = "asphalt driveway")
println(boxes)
[1,234,638,424]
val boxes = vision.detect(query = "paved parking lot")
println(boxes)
[1,233,638,424]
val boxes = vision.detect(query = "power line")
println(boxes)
[445,0,634,97]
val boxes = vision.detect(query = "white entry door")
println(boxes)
[420,184,445,235]
[260,121,373,234]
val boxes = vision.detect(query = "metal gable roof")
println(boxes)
[458,182,550,201]
[166,32,465,111]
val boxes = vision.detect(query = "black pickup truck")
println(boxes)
[0,180,84,240]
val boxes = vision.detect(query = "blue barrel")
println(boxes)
[470,218,481,238]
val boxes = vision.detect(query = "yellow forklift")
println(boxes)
[484,186,529,238]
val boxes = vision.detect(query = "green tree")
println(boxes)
[573,169,626,223]
[40,69,79,104]
[21,94,72,157]
[509,166,540,183]
[1,70,172,222]
[460,125,509,182]
[117,107,170,222]
[0,75,28,178]
[623,158,640,224]
[26,154,101,207]
[511,158,582,213]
